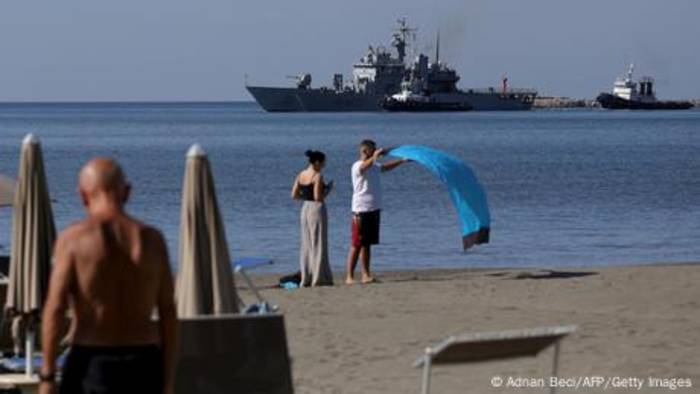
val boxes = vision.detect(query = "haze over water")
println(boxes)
[1,103,699,272]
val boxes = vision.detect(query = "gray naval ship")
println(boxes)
[246,19,537,112]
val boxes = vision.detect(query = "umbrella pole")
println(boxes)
[25,329,34,377]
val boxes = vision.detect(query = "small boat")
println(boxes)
[597,63,693,110]
[382,89,472,112]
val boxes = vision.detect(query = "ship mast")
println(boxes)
[392,17,416,63]
[435,30,440,65]
[626,62,635,82]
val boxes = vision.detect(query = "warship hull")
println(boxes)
[247,86,534,112]
[438,91,534,111]
[597,93,693,110]
[246,86,381,112]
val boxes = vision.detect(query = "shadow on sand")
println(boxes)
[487,270,598,280]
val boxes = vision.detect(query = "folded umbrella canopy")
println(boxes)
[176,144,238,317]
[4,134,56,375]
[389,145,490,250]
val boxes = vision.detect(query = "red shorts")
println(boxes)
[351,210,380,248]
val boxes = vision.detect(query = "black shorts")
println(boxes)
[60,345,163,394]
[352,210,381,247]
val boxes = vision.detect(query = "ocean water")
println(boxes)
[0,103,699,272]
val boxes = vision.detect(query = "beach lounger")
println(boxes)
[414,325,576,394]
[233,258,278,314]
[175,313,294,394]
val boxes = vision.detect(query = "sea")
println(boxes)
[1,102,699,273]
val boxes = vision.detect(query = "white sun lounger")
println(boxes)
[414,325,576,394]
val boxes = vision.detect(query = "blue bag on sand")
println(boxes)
[278,271,301,288]
[389,145,491,250]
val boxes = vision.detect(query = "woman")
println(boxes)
[291,150,334,286]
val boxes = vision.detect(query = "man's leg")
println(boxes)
[360,245,374,283]
[346,214,362,285]
[345,246,360,284]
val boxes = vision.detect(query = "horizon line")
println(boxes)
[0,100,257,105]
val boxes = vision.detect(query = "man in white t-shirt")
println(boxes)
[345,139,408,285]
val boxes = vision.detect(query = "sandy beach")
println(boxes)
[246,264,700,394]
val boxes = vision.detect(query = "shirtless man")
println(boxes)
[40,158,177,394]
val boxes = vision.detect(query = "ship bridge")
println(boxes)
[351,19,415,94]
[612,63,656,103]
[352,46,406,94]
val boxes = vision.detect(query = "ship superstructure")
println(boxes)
[246,19,537,112]
[351,20,412,95]
[383,32,537,112]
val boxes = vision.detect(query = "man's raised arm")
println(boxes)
[381,157,409,172]
[358,148,385,173]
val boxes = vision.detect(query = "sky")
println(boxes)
[0,0,697,101]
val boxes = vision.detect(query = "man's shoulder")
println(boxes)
[351,160,362,176]
[60,217,162,240]
[55,220,98,257]
[131,221,167,251]
[59,219,94,239]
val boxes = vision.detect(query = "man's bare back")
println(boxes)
[41,158,177,394]
[62,215,166,346]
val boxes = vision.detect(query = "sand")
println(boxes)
[246,264,700,394]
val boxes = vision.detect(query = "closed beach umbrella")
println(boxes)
[176,144,238,317]
[5,134,56,375]
[0,174,15,207]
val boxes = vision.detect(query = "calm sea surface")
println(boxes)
[1,103,699,272]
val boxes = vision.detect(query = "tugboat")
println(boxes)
[246,19,537,112]
[382,35,475,112]
[597,64,693,110]
[382,90,473,112]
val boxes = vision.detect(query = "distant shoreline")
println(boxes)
[534,96,700,109]
[0,100,255,105]
[0,100,697,108]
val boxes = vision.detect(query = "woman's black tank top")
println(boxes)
[298,183,315,201]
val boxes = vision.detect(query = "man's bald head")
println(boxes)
[79,158,130,209]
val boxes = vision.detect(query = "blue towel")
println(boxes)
[389,145,490,250]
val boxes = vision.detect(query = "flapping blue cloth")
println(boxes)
[389,145,490,250]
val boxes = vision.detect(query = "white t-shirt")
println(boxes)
[351,160,382,212]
